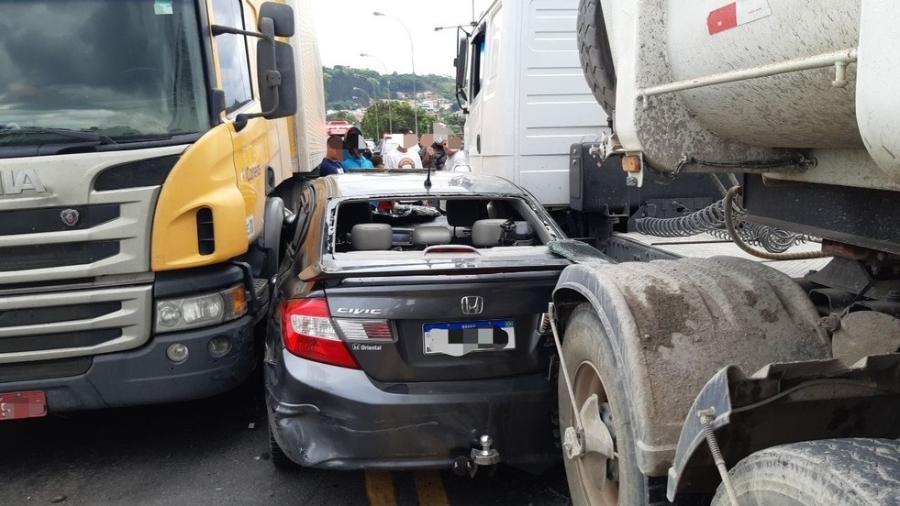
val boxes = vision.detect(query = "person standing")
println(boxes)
[385,142,424,169]
[444,139,467,169]
[423,138,448,171]
[318,135,345,176]
[342,127,374,170]
[385,131,424,169]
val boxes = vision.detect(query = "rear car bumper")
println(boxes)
[0,316,256,412]
[266,353,558,472]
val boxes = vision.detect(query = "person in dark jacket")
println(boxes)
[319,135,345,176]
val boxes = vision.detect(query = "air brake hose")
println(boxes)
[724,186,829,261]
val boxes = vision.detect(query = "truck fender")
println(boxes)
[552,256,831,476]
[666,354,900,500]
[263,196,285,253]
[258,196,286,278]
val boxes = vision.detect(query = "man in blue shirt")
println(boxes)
[342,127,374,170]
[319,135,345,176]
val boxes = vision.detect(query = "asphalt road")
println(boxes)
[1,373,571,506]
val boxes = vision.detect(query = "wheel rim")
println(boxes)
[571,360,619,505]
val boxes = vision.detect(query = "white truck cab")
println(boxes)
[456,0,607,207]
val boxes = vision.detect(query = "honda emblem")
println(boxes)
[60,209,80,227]
[460,296,484,316]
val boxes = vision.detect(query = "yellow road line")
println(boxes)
[365,471,397,506]
[414,470,450,506]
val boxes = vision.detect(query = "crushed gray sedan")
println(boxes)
[264,171,572,474]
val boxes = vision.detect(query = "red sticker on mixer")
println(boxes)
[708,0,771,35]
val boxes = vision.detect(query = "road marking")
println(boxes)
[365,471,397,506]
[414,471,450,506]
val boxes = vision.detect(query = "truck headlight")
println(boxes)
[155,284,248,333]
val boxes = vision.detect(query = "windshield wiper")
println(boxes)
[0,127,117,145]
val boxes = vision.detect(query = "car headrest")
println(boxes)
[413,226,452,247]
[338,201,372,236]
[351,223,393,251]
[445,200,485,227]
[512,221,533,238]
[487,200,514,220]
[471,219,508,247]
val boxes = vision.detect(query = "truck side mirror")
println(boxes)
[259,2,294,37]
[210,2,297,130]
[455,35,469,113]
[228,5,296,128]
[256,17,297,120]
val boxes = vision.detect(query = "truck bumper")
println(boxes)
[0,316,256,413]
[266,353,558,472]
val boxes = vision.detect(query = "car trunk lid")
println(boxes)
[323,268,563,383]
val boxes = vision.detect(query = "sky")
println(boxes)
[311,0,494,77]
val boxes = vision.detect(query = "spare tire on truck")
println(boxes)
[576,0,616,116]
[712,438,900,506]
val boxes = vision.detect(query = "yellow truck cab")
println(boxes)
[0,0,325,417]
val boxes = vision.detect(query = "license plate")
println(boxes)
[423,320,516,357]
[0,390,47,421]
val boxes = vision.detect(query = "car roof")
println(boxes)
[319,171,527,198]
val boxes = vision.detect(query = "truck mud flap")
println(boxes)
[667,354,900,501]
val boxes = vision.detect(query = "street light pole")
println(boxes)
[360,53,393,134]
[373,12,418,135]
[352,86,379,139]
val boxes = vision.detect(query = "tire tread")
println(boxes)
[713,438,900,506]
[577,0,616,115]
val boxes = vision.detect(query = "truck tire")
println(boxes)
[712,438,900,506]
[577,0,616,116]
[559,304,665,505]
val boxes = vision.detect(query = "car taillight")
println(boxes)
[281,298,360,369]
[333,319,394,341]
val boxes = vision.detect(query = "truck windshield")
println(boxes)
[0,0,209,145]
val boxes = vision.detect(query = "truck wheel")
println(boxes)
[559,304,662,505]
[269,424,297,470]
[577,0,616,115]
[712,438,900,506]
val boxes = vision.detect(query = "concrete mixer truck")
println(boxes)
[478,1,900,504]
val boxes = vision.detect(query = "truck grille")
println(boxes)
[0,328,122,354]
[0,357,93,383]
[0,241,120,272]
[0,301,122,327]
[0,286,152,363]
[0,188,157,286]
[0,204,119,235]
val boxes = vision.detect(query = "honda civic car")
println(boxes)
[264,171,572,473]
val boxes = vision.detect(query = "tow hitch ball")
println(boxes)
[452,435,501,477]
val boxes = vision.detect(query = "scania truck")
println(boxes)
[0,0,325,419]
[458,1,899,504]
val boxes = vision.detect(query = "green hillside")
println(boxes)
[323,65,457,111]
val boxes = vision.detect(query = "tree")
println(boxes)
[360,101,435,139]
[326,110,358,123]
[436,111,466,137]
[323,66,457,111]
